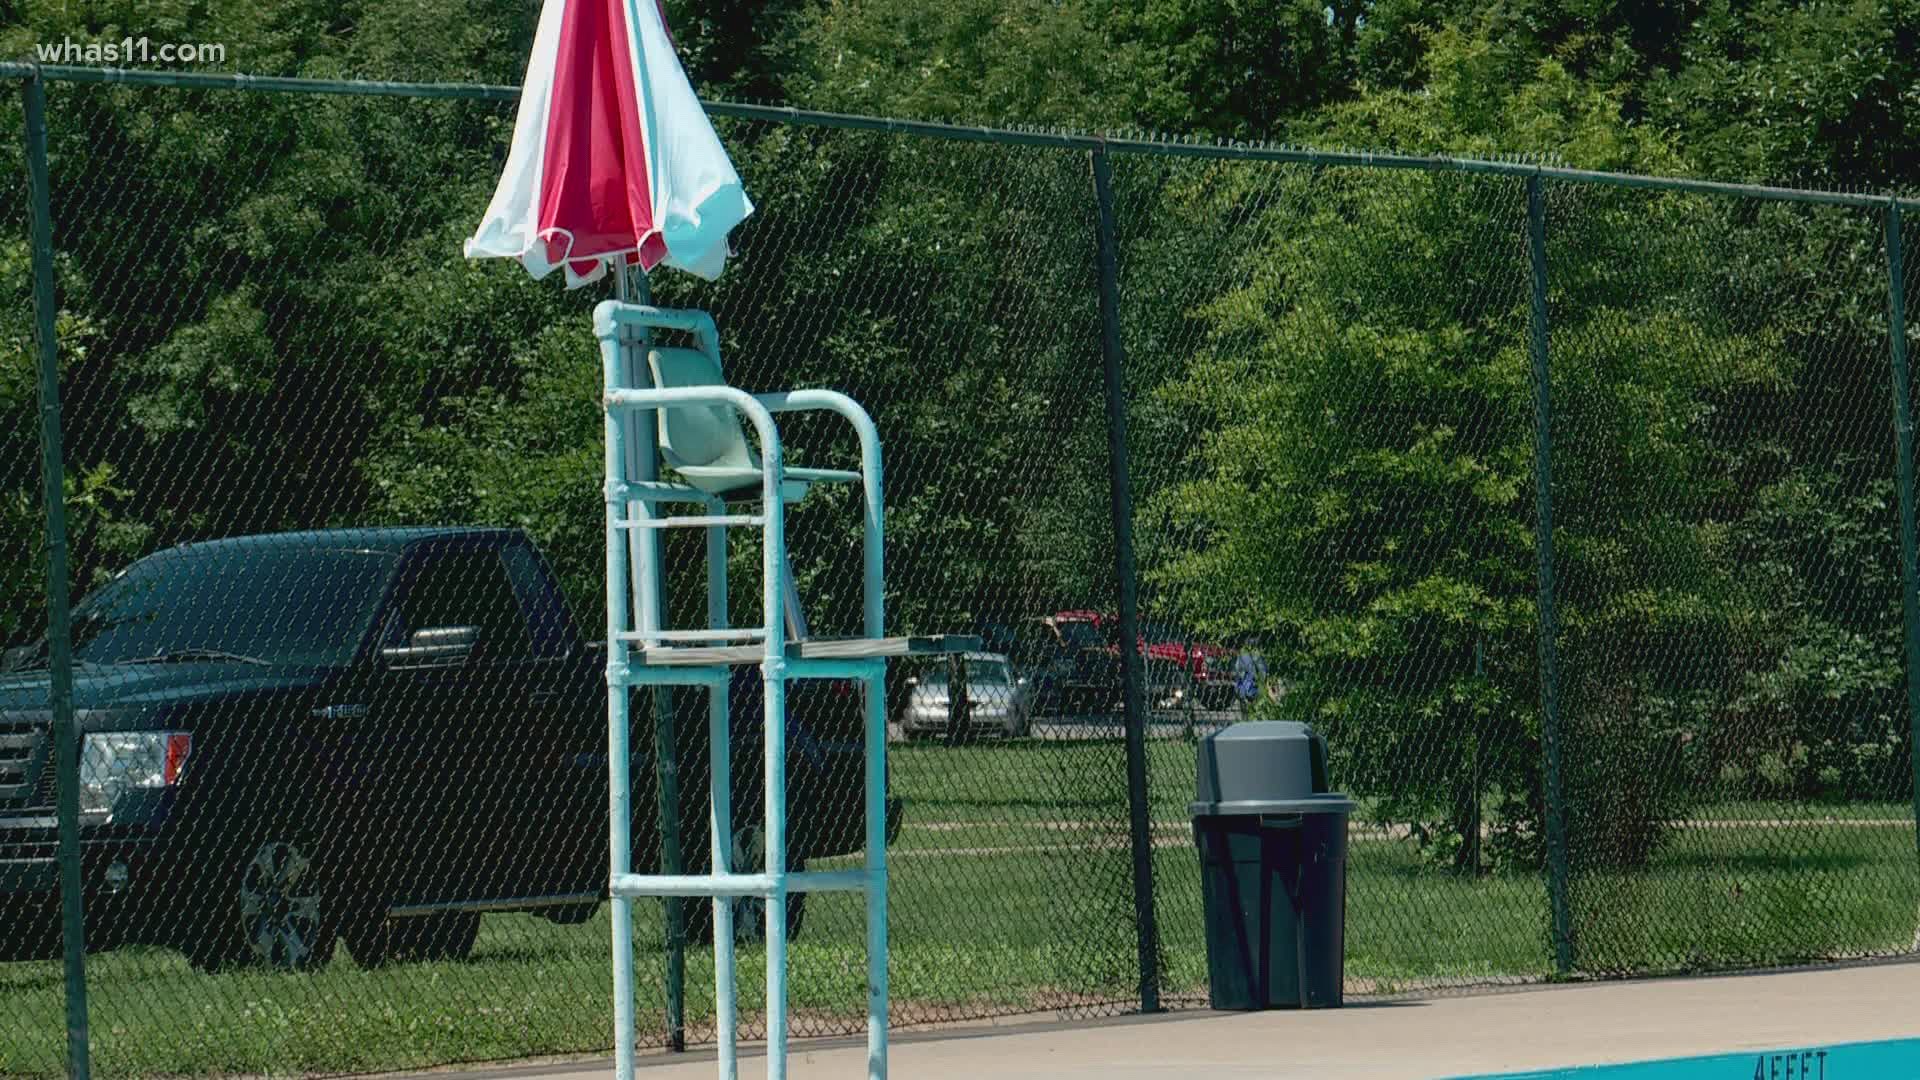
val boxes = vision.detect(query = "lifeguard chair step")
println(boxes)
[611,869,873,898]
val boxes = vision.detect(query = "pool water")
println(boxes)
[1446,1037,1920,1079]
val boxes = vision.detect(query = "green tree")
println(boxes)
[1094,0,1352,137]
[781,0,1137,129]
[1139,32,1815,870]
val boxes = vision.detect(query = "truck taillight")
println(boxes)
[164,732,192,785]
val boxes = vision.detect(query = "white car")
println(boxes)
[898,652,1033,739]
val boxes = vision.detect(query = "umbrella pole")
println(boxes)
[614,264,690,1055]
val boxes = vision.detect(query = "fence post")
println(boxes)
[1091,145,1160,1013]
[24,70,90,1080]
[1526,174,1575,975]
[1884,201,1920,852]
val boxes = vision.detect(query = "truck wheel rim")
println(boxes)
[237,840,322,968]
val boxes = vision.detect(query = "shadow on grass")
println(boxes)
[1639,849,1881,873]
[1350,850,1540,885]
[907,795,1120,812]
[0,963,64,994]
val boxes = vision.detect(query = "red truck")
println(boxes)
[1051,611,1237,708]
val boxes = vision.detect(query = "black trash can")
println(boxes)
[1191,721,1356,1010]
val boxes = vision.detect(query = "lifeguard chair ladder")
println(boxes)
[596,300,973,1080]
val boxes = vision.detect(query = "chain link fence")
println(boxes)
[1115,159,1554,998]
[1543,186,1920,975]
[2,67,1918,1077]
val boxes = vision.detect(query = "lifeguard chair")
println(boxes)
[595,300,975,1080]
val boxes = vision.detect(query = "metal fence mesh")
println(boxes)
[2,82,62,1079]
[1113,158,1553,996]
[3,85,1142,1075]
[1,71,1918,1078]
[634,122,1140,1042]
[1545,187,1919,975]
[17,84,620,1075]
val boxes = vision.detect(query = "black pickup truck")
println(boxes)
[0,527,886,970]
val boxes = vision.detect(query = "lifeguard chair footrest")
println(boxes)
[631,633,983,667]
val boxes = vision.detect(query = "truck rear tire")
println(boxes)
[686,887,807,946]
[684,821,807,945]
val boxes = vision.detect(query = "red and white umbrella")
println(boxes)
[465,0,752,286]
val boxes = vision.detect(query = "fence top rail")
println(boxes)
[1,60,1907,210]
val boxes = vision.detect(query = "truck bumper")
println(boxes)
[0,829,171,958]
[0,856,57,893]
[0,826,161,899]
[1196,674,1238,700]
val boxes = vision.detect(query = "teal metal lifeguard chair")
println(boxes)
[595,300,973,1080]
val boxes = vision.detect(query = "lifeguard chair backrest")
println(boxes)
[648,346,757,473]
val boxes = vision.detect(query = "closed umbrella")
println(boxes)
[464,0,751,286]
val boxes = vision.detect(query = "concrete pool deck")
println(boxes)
[399,961,1920,1080]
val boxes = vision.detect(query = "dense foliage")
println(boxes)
[2,0,1916,872]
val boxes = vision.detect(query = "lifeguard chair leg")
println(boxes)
[703,495,740,1080]
[864,667,889,1080]
[756,408,792,1080]
[763,656,791,1080]
[603,341,640,1080]
[859,463,889,1080]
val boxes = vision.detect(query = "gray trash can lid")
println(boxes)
[1188,792,1359,818]
[1192,720,1356,817]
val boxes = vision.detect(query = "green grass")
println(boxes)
[1569,816,1920,974]
[1686,800,1913,822]
[889,738,1208,827]
[2,738,1915,1076]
